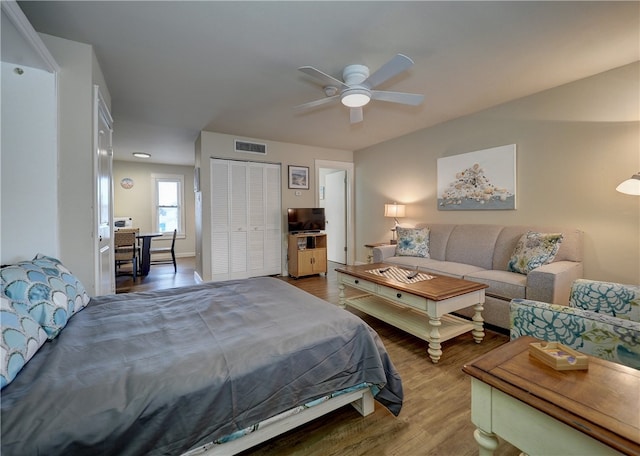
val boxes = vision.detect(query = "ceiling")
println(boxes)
[17,1,640,166]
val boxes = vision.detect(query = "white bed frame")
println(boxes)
[182,388,375,456]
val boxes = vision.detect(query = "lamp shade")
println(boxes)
[384,203,406,218]
[616,173,640,196]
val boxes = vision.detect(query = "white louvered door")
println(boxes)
[210,158,281,281]
[211,159,230,276]
[229,161,248,277]
[263,164,282,274]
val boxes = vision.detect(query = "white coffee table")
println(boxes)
[336,263,487,363]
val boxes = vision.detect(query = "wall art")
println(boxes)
[437,144,516,210]
[288,165,309,189]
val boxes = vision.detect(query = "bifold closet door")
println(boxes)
[211,158,281,281]
[211,159,231,278]
[248,163,281,276]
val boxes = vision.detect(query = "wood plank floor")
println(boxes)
[118,257,520,456]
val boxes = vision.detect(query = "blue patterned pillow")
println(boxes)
[396,227,430,258]
[1,296,48,389]
[0,255,90,339]
[508,231,563,275]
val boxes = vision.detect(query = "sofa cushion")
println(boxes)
[384,256,441,270]
[421,261,485,278]
[508,231,563,274]
[396,227,430,258]
[465,270,527,300]
[414,224,456,261]
[445,225,503,269]
[495,226,583,269]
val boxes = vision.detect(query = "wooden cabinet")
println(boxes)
[288,233,327,278]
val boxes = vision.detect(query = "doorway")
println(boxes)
[315,160,354,265]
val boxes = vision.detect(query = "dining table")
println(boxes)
[136,232,163,276]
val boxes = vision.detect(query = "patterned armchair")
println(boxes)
[510,279,640,369]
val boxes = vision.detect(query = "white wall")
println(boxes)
[195,132,353,281]
[1,62,57,263]
[355,63,640,284]
[39,33,111,295]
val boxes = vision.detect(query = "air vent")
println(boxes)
[235,140,267,155]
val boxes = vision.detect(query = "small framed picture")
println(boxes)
[288,165,309,189]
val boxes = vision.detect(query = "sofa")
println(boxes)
[372,223,584,330]
[510,279,640,369]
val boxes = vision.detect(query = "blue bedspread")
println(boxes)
[1,277,402,455]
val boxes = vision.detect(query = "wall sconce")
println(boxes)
[384,203,406,244]
[616,172,640,196]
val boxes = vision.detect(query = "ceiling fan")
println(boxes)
[295,54,424,124]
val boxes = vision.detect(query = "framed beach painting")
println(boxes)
[288,165,309,189]
[437,144,516,210]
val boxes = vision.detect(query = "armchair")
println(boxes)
[510,279,640,369]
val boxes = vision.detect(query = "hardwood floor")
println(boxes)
[115,256,198,293]
[118,258,520,456]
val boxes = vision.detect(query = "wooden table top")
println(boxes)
[463,336,640,455]
[335,263,487,301]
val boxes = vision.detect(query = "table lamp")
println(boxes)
[384,203,406,244]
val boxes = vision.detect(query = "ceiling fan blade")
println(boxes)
[350,107,363,124]
[294,95,340,111]
[298,66,349,90]
[371,90,424,106]
[363,54,415,89]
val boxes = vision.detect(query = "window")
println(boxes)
[152,174,184,235]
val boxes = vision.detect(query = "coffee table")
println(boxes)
[336,263,487,363]
[463,336,640,456]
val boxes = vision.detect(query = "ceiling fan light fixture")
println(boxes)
[132,152,151,158]
[341,88,371,108]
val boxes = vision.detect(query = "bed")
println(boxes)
[1,255,403,455]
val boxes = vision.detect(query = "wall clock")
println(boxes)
[120,178,134,189]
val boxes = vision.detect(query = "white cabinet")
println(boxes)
[210,159,281,281]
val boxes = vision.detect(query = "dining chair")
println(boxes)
[116,228,142,265]
[150,229,177,273]
[114,230,139,278]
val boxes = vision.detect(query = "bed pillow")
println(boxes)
[0,254,90,339]
[508,231,564,274]
[1,296,48,389]
[396,227,430,258]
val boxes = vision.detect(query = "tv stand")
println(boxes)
[288,233,327,278]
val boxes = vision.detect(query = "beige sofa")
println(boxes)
[372,224,584,330]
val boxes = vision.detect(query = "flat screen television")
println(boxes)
[287,208,325,233]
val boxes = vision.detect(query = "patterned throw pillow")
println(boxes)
[1,296,48,389]
[0,254,90,339]
[508,231,564,274]
[396,227,430,258]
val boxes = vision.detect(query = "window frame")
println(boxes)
[151,173,185,238]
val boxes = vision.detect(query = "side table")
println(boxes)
[364,242,388,264]
[463,336,640,456]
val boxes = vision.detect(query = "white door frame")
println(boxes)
[315,159,355,266]
[94,86,114,295]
